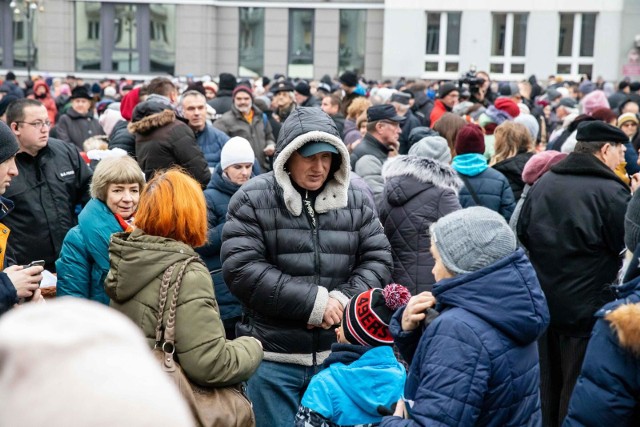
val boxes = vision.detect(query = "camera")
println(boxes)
[459,66,485,96]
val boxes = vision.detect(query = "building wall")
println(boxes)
[38,0,75,72]
[314,9,340,79]
[263,8,289,79]
[175,5,218,76]
[364,9,383,80]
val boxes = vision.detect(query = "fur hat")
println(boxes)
[339,71,358,88]
[455,123,485,155]
[430,207,517,274]
[409,135,451,163]
[220,137,255,171]
[343,284,411,347]
[0,121,19,164]
[0,299,193,426]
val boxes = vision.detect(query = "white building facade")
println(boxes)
[0,0,639,81]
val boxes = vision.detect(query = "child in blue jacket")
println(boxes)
[294,284,410,427]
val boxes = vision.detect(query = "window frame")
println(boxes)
[488,12,527,78]
[423,11,462,80]
[556,12,596,77]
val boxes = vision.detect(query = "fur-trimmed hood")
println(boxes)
[128,101,176,135]
[606,303,640,355]
[382,155,462,195]
[272,107,350,216]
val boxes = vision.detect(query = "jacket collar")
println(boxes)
[551,152,628,188]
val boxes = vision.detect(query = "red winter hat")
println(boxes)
[343,284,411,347]
[521,151,567,185]
[232,84,253,99]
[455,123,485,155]
[120,87,141,121]
[494,97,520,119]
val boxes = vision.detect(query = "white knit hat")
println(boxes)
[220,137,255,171]
[0,299,193,427]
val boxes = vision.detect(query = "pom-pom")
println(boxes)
[382,283,411,310]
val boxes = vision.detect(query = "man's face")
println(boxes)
[0,156,18,195]
[234,92,253,114]
[601,142,626,171]
[294,92,307,106]
[71,98,91,115]
[287,151,332,191]
[273,91,292,109]
[376,120,402,147]
[321,97,338,116]
[620,120,638,138]
[11,105,50,156]
[442,91,460,108]
[181,95,207,131]
[622,102,640,115]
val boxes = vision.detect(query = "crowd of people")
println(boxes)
[0,67,640,426]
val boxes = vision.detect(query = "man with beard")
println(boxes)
[214,85,275,172]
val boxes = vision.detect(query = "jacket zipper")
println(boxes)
[304,190,320,367]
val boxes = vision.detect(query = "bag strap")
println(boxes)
[154,256,200,347]
[459,174,484,207]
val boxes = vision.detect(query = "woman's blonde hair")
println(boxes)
[135,168,207,248]
[491,122,534,166]
[90,156,146,202]
[346,97,371,120]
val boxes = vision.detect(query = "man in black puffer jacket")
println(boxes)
[221,107,393,427]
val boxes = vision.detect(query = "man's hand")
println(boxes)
[321,297,343,329]
[5,265,43,298]
[263,144,276,157]
[401,291,436,332]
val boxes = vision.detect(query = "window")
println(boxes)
[339,10,366,75]
[75,3,175,74]
[556,13,596,76]
[288,9,314,78]
[424,12,461,75]
[490,12,527,75]
[239,7,264,78]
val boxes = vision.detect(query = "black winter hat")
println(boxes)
[218,73,237,91]
[0,121,20,164]
[294,81,311,97]
[339,71,358,88]
[70,86,92,100]
[438,83,459,99]
[576,121,628,143]
[271,81,294,94]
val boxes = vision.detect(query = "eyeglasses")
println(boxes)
[16,120,51,130]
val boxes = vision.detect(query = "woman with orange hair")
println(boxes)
[105,168,263,389]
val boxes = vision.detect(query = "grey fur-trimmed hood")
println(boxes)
[273,107,350,216]
[382,155,462,194]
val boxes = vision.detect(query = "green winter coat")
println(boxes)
[105,228,262,387]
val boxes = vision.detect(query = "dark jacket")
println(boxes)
[453,154,516,221]
[517,153,630,335]
[221,107,393,365]
[3,139,92,271]
[340,92,362,116]
[342,118,361,147]
[128,101,211,188]
[563,265,640,427]
[398,110,423,155]
[0,198,17,315]
[196,165,244,322]
[300,96,321,108]
[207,90,233,118]
[351,133,391,206]
[330,113,345,138]
[108,119,136,157]
[381,249,549,427]
[106,228,263,387]
[492,151,535,200]
[379,156,462,294]
[213,104,275,172]
[55,108,105,150]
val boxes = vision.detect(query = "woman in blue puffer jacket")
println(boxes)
[56,155,145,304]
[452,123,515,221]
[196,136,256,339]
[381,207,549,427]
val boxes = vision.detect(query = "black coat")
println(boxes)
[3,139,92,271]
[108,119,136,157]
[129,101,211,188]
[517,153,630,335]
[55,108,105,150]
[399,110,423,155]
[207,90,234,118]
[379,156,461,294]
[221,107,392,361]
[493,151,534,201]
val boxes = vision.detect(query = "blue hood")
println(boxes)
[452,153,488,177]
[433,249,549,345]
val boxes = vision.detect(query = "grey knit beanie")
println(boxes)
[409,135,451,163]
[0,121,19,164]
[430,206,517,274]
[625,190,640,250]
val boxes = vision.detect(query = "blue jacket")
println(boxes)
[297,344,406,427]
[381,249,549,427]
[56,199,124,304]
[453,153,515,221]
[196,165,243,321]
[563,255,640,426]
[195,123,229,171]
